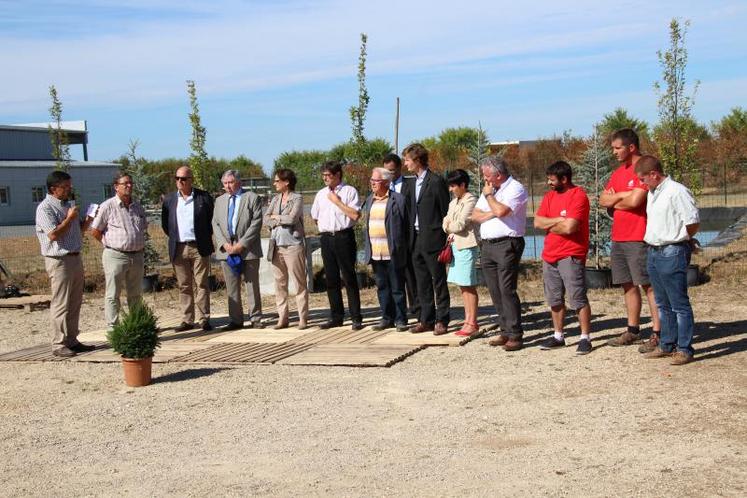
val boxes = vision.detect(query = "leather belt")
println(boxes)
[482,236,512,244]
[105,246,143,254]
[320,227,354,237]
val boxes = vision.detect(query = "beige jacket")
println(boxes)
[442,192,478,250]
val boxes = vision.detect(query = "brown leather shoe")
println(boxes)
[433,322,448,336]
[503,338,523,351]
[644,347,673,359]
[410,322,434,334]
[488,335,509,347]
[670,351,694,365]
[638,332,660,353]
[607,331,641,347]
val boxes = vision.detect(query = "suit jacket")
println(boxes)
[403,170,450,252]
[161,188,215,262]
[212,189,264,261]
[263,191,305,244]
[362,191,408,268]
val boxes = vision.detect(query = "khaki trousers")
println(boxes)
[103,248,144,327]
[221,258,261,325]
[173,243,211,324]
[45,254,84,346]
[271,244,309,325]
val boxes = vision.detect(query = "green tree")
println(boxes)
[186,80,209,190]
[653,18,701,194]
[467,124,490,195]
[574,127,614,267]
[598,108,650,141]
[118,139,158,205]
[329,138,392,167]
[711,107,747,194]
[47,85,71,172]
[273,150,328,191]
[349,33,369,145]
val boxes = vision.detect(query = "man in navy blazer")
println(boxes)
[401,143,451,335]
[362,167,410,332]
[161,166,215,331]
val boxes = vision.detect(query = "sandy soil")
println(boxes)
[0,275,745,497]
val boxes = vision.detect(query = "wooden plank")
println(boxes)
[371,330,481,347]
[0,342,108,362]
[276,344,424,367]
[205,328,310,344]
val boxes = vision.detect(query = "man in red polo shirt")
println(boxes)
[599,128,661,351]
[534,161,592,355]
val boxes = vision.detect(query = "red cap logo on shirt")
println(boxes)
[628,180,635,188]
[560,209,567,217]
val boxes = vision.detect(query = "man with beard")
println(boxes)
[534,161,592,355]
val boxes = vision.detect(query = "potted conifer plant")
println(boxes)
[107,301,161,387]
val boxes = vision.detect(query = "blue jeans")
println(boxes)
[647,243,695,355]
[371,260,407,326]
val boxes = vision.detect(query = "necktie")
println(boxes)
[227,195,236,239]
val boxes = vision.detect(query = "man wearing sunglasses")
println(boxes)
[161,166,215,332]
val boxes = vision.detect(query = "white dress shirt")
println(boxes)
[390,176,404,194]
[414,169,428,231]
[475,176,528,238]
[644,176,699,246]
[176,191,196,242]
[310,182,360,232]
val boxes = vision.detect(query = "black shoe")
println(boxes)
[396,324,410,332]
[320,320,343,330]
[539,336,566,350]
[200,320,213,332]
[576,338,592,355]
[221,322,243,332]
[249,320,265,329]
[53,346,76,358]
[174,322,194,332]
[351,321,364,331]
[70,342,96,353]
[372,321,394,331]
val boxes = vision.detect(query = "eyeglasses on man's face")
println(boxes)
[116,181,133,186]
[370,179,387,183]
[175,176,192,182]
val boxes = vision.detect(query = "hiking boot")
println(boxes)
[644,347,673,359]
[638,332,660,354]
[575,338,592,355]
[670,351,694,366]
[607,331,641,347]
[539,336,566,350]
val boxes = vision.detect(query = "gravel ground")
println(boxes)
[0,278,745,497]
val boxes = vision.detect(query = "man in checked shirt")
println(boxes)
[90,172,149,329]
[35,171,96,357]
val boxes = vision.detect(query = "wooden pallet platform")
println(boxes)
[72,343,215,363]
[170,342,314,364]
[276,344,425,367]
[205,328,311,344]
[372,330,482,347]
[0,295,52,312]
[0,342,109,362]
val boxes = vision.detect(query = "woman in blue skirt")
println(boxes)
[442,169,479,337]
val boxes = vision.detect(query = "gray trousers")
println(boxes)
[221,258,262,325]
[103,248,144,327]
[481,237,525,339]
[44,254,84,346]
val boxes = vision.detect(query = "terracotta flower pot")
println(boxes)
[122,357,153,387]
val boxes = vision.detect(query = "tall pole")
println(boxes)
[394,97,400,153]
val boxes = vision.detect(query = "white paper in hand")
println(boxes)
[86,203,99,218]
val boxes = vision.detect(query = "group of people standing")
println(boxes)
[35,128,700,366]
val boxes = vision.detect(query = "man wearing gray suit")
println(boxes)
[212,170,265,330]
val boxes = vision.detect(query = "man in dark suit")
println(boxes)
[362,167,409,332]
[383,153,420,318]
[161,165,215,331]
[401,143,451,335]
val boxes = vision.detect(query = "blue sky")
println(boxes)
[1,0,746,172]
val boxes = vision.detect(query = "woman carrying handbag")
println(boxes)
[442,169,480,337]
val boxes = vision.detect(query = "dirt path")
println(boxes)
[0,279,745,496]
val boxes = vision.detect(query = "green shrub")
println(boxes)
[107,301,161,359]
